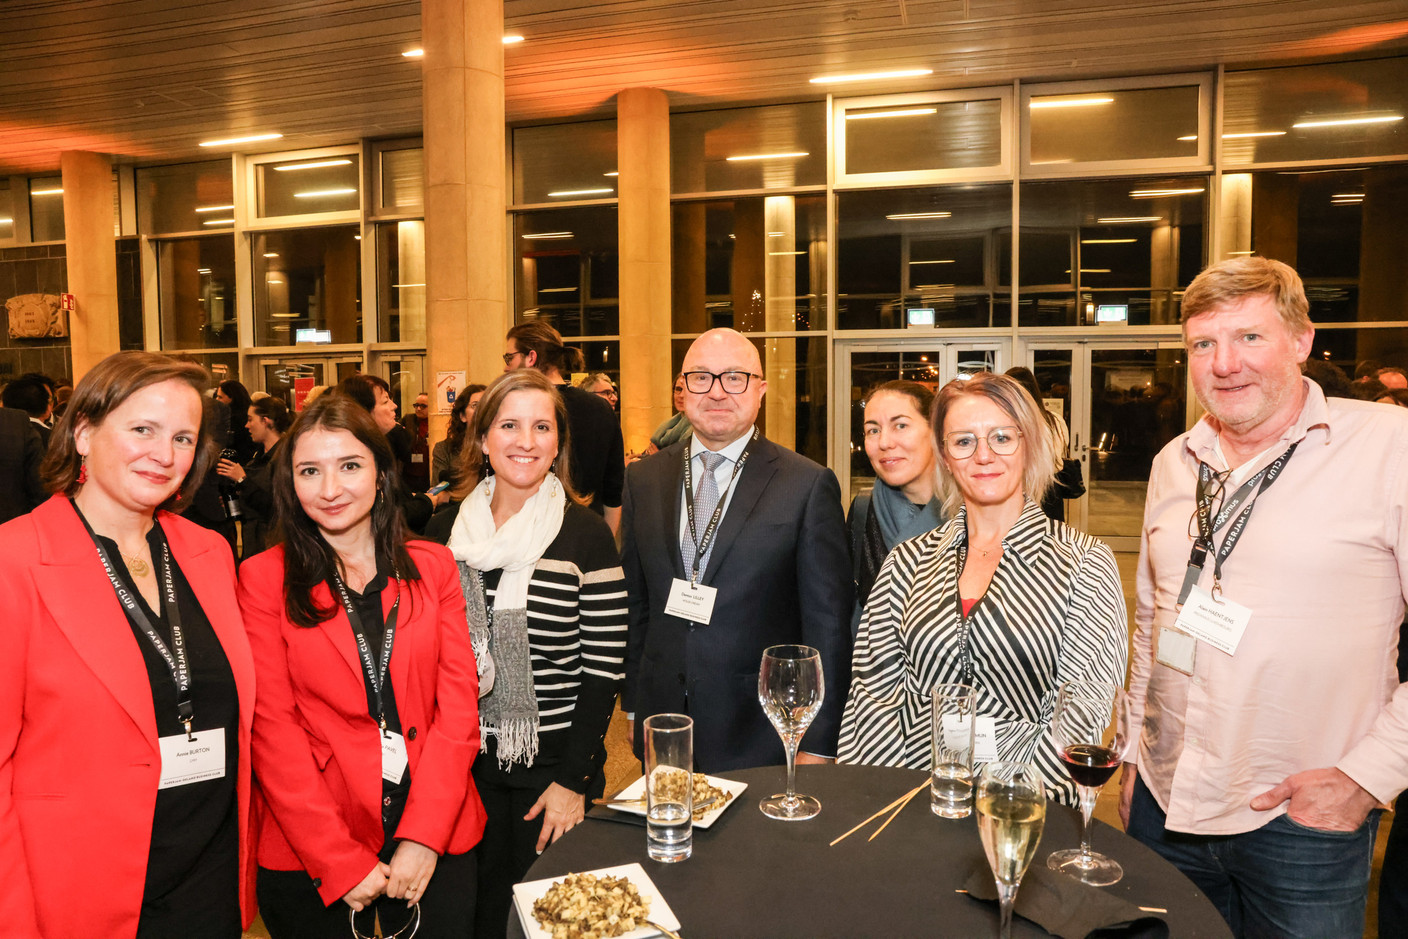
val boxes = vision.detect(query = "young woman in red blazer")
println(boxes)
[238,393,484,939]
[0,351,257,938]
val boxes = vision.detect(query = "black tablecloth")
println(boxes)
[508,764,1232,939]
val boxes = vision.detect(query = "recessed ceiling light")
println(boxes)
[1332,193,1366,199]
[202,218,235,226]
[263,252,280,258]
[1081,238,1137,244]
[768,251,805,256]
[293,188,357,198]
[199,133,283,148]
[1030,96,1114,110]
[503,34,525,44]
[604,172,619,177]
[845,108,938,121]
[885,212,951,220]
[547,188,614,197]
[1097,216,1163,224]
[909,259,955,264]
[538,286,579,293]
[275,159,353,172]
[197,268,212,274]
[1293,114,1403,129]
[402,48,424,58]
[809,68,932,84]
[1129,188,1205,198]
[1222,131,1286,139]
[522,231,573,240]
[1177,135,1198,142]
[1066,269,1112,274]
[30,188,63,196]
[725,152,809,162]
[0,217,12,224]
[392,283,426,288]
[195,204,234,213]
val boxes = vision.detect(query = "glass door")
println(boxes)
[835,338,1008,505]
[1028,340,1188,550]
[256,355,363,410]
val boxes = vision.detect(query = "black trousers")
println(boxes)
[472,759,605,939]
[257,850,476,939]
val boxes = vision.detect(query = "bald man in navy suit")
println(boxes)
[621,328,853,773]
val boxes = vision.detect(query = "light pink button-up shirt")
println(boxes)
[1130,380,1408,835]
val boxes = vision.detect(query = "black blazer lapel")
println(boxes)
[700,437,779,585]
[655,441,689,582]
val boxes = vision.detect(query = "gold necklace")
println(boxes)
[122,552,152,577]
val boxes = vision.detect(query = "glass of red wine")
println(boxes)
[1046,679,1130,886]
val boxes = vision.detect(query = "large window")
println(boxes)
[836,185,1012,330]
[513,121,618,205]
[671,104,827,194]
[671,195,826,333]
[1022,78,1210,174]
[137,161,234,234]
[157,236,238,349]
[1018,176,1206,327]
[512,206,619,336]
[252,227,363,346]
[0,182,15,243]
[835,90,1010,184]
[376,220,425,343]
[255,154,361,218]
[29,177,64,242]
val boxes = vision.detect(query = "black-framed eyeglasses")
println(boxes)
[413,402,428,409]
[942,426,1022,459]
[682,370,761,395]
[591,388,617,400]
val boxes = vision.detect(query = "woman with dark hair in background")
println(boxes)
[445,369,627,937]
[217,380,257,464]
[238,394,485,939]
[504,321,625,533]
[431,383,487,487]
[838,372,1126,806]
[334,374,441,532]
[0,350,256,937]
[216,396,291,560]
[847,380,945,638]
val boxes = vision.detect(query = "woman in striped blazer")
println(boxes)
[838,372,1127,805]
[443,369,628,938]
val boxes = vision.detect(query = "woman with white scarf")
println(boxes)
[442,369,628,939]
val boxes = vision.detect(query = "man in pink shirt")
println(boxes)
[1119,257,1408,938]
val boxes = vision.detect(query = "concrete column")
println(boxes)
[60,151,119,380]
[763,195,796,449]
[617,87,672,455]
[423,0,508,439]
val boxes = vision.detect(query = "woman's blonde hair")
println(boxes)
[929,372,1055,517]
[449,369,589,506]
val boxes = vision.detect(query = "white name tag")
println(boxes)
[1156,625,1198,675]
[973,716,999,764]
[1173,586,1252,657]
[940,714,973,753]
[382,731,409,784]
[411,453,424,463]
[158,727,226,789]
[665,578,717,625]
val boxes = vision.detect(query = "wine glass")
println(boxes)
[976,761,1046,939]
[1046,679,1131,886]
[758,644,824,820]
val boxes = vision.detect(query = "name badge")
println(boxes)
[665,578,717,625]
[973,716,999,764]
[381,731,409,785]
[940,714,973,754]
[411,453,424,463]
[1156,625,1197,676]
[1173,585,1252,657]
[158,727,226,789]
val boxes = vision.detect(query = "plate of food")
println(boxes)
[513,862,679,939]
[604,772,747,829]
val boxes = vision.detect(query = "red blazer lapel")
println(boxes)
[387,577,415,718]
[32,498,158,746]
[315,580,365,682]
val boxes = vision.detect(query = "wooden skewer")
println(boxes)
[829,782,929,846]
[868,783,926,841]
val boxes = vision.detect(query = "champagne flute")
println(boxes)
[976,761,1046,939]
[758,644,824,820]
[1046,679,1130,886]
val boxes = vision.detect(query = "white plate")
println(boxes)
[513,862,680,939]
[607,773,748,829]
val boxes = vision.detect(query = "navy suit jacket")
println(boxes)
[621,434,853,772]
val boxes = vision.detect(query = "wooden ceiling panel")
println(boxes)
[1,0,1405,173]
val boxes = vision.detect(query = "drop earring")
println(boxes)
[77,455,88,485]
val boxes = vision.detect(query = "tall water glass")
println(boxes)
[758,644,824,820]
[643,713,693,862]
[1047,679,1130,886]
[976,761,1046,939]
[931,683,976,818]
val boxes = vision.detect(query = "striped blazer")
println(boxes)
[837,500,1128,805]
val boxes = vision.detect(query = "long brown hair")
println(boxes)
[449,369,589,505]
[42,351,216,512]
[271,394,421,629]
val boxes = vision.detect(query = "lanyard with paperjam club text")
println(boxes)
[77,508,196,740]
[1177,442,1298,607]
[682,428,758,585]
[329,570,401,737]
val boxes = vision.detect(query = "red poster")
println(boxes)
[293,376,315,412]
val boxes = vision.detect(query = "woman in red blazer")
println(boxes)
[0,351,256,938]
[238,393,484,939]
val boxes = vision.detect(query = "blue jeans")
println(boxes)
[1127,776,1378,939]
